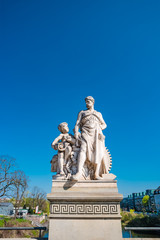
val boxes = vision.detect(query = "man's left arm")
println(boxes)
[98,112,107,130]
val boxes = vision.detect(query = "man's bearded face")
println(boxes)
[86,99,94,109]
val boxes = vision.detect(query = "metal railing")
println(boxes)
[124,227,160,238]
[0,226,47,238]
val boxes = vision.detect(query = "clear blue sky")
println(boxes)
[1,0,160,197]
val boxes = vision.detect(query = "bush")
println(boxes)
[127,215,160,227]
[121,211,136,226]
[121,210,160,227]
[130,209,135,213]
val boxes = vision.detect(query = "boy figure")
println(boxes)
[51,122,74,176]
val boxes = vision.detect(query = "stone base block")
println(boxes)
[47,177,123,240]
[49,219,122,240]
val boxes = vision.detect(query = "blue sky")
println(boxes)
[0,0,160,197]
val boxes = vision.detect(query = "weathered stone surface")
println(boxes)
[48,97,123,239]
[47,177,122,201]
[47,179,123,240]
[49,218,122,240]
[50,96,112,181]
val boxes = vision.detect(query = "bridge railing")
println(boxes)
[124,227,160,238]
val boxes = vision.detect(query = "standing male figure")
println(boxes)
[73,96,107,180]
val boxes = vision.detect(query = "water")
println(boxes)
[43,232,48,238]
[122,229,160,238]
[43,230,160,238]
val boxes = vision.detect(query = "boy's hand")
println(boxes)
[66,135,72,141]
[53,144,58,150]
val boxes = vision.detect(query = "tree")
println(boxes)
[42,200,50,215]
[12,170,28,218]
[30,186,46,212]
[0,156,15,197]
[20,187,47,214]
[142,195,150,211]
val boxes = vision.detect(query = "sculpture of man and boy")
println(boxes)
[51,96,112,181]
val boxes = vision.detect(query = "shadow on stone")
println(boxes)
[63,179,77,190]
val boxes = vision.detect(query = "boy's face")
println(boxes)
[62,125,69,133]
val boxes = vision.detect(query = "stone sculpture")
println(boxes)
[48,97,123,240]
[51,96,112,180]
[51,122,77,179]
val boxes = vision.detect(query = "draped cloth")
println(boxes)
[80,110,108,174]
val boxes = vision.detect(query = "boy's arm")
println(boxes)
[51,134,63,150]
[66,134,76,145]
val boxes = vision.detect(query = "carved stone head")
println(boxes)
[58,122,69,134]
[85,96,95,109]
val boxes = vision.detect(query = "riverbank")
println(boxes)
[0,216,40,238]
[121,211,160,227]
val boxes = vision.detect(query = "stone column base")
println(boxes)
[47,177,123,240]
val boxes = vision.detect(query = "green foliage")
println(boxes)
[9,197,15,205]
[130,209,135,213]
[127,215,160,227]
[8,186,48,215]
[0,216,11,227]
[42,200,50,215]
[0,220,4,227]
[28,208,34,214]
[142,195,149,207]
[21,197,33,209]
[0,218,39,238]
[40,219,47,224]
[15,219,28,223]
[121,211,137,226]
[31,230,39,237]
[23,234,31,238]
[121,210,160,227]
[23,204,27,209]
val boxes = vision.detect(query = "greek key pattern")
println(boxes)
[51,203,118,215]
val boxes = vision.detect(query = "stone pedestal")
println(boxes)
[47,176,123,240]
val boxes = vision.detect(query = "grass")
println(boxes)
[15,218,29,223]
[0,220,4,227]
[0,217,39,238]
[0,216,11,227]
[40,219,47,224]
[31,229,39,237]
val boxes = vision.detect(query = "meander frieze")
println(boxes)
[50,202,118,215]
